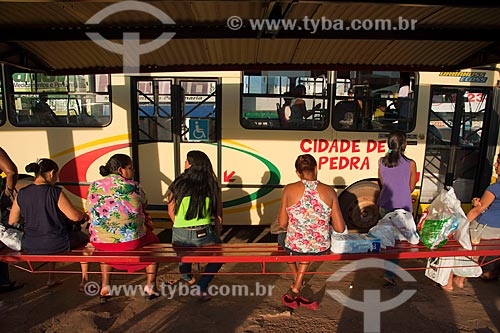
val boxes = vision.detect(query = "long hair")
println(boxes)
[381,131,410,168]
[99,154,132,176]
[168,150,220,220]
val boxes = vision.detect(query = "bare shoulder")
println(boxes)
[284,181,303,191]
[317,182,336,198]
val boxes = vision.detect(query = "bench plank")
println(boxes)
[1,239,499,265]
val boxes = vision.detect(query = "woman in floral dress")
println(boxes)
[278,154,345,309]
[86,154,159,301]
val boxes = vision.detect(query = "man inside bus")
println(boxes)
[397,74,412,130]
[33,94,58,125]
[287,85,322,128]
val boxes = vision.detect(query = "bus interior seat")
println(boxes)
[276,103,289,128]
[67,115,79,124]
[332,100,360,129]
[17,109,32,124]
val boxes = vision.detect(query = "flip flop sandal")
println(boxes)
[296,296,319,310]
[281,293,299,309]
[167,277,196,286]
[99,295,112,304]
[144,286,160,300]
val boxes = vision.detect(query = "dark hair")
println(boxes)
[25,158,59,176]
[168,150,220,220]
[293,84,306,96]
[381,131,409,167]
[295,154,317,176]
[99,154,132,176]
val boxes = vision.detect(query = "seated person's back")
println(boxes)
[33,95,57,124]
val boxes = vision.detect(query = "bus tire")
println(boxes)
[338,179,381,232]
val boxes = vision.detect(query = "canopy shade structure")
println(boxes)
[1,0,499,74]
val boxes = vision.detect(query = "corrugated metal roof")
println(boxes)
[1,1,499,74]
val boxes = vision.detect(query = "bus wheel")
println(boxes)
[338,179,380,232]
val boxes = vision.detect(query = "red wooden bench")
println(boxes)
[1,239,499,275]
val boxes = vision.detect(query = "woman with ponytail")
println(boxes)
[86,154,159,301]
[376,131,417,286]
[8,158,89,287]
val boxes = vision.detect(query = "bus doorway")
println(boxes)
[132,77,221,214]
[420,86,495,205]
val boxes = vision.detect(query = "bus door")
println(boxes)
[420,87,495,205]
[132,77,221,218]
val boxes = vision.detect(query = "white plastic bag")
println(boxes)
[452,210,472,250]
[417,188,462,249]
[452,256,482,277]
[425,257,454,286]
[380,209,420,244]
[0,224,22,251]
[368,222,395,249]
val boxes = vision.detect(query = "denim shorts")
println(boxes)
[172,225,221,247]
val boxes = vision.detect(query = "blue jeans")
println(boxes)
[172,225,223,292]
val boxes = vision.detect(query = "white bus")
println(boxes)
[1,65,498,230]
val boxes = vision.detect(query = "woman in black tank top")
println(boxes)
[9,158,89,287]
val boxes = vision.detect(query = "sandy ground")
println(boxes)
[0,227,499,333]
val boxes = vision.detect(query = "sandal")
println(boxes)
[281,293,299,309]
[99,294,112,304]
[296,296,319,310]
[167,277,196,286]
[144,285,160,300]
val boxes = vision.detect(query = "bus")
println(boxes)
[0,65,498,231]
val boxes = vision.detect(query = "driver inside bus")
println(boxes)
[33,94,58,125]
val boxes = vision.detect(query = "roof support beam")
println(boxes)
[0,25,498,42]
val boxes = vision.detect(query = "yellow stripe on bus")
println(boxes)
[51,134,130,158]
[222,139,258,152]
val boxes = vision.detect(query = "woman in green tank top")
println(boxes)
[167,150,223,301]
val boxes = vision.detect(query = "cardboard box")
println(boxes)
[331,233,381,254]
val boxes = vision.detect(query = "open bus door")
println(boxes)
[420,86,499,208]
[131,77,221,219]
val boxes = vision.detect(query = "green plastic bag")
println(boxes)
[417,188,461,249]
[418,218,453,249]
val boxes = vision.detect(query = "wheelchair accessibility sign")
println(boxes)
[189,119,209,141]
